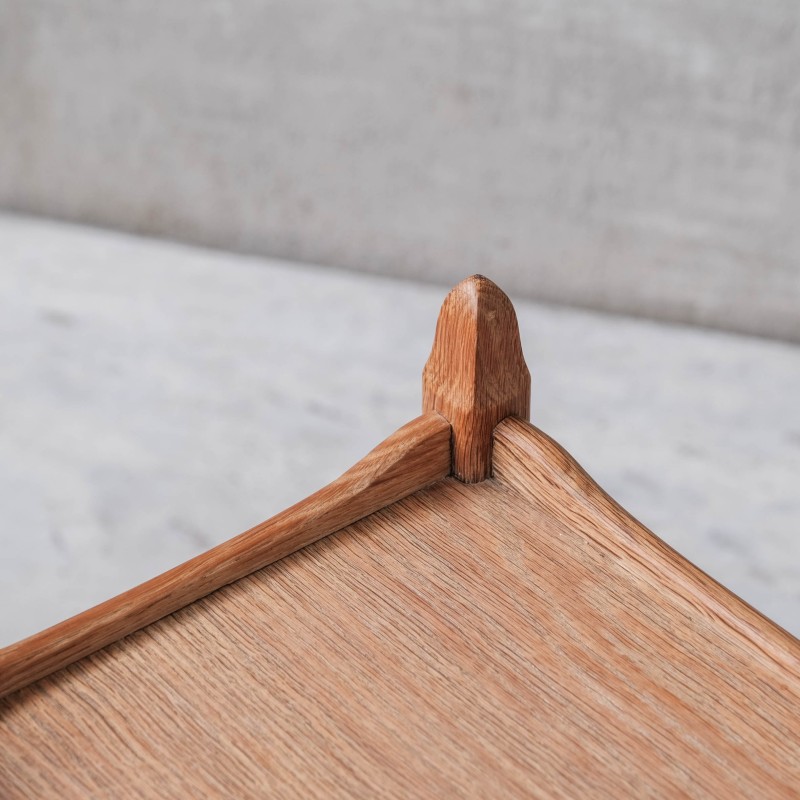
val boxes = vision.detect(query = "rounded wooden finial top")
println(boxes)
[422,275,530,482]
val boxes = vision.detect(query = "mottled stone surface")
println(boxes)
[1,214,798,646]
[2,2,800,339]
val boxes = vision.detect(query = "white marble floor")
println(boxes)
[1,213,799,646]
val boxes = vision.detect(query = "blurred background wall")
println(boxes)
[2,0,799,340]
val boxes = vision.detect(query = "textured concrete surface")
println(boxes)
[1,213,799,647]
[2,2,800,340]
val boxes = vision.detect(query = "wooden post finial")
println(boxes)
[423,275,531,483]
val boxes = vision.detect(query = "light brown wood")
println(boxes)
[3,277,799,797]
[492,416,800,675]
[0,412,451,699]
[2,417,798,798]
[422,274,530,482]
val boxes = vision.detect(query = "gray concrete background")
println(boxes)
[2,213,799,646]
[2,2,800,340]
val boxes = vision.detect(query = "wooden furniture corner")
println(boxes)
[1,275,798,799]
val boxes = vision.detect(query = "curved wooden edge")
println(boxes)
[0,412,452,699]
[492,416,800,679]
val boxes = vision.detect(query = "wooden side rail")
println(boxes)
[0,412,451,698]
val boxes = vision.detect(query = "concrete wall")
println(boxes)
[2,1,800,339]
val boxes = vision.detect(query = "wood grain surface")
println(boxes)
[0,412,451,699]
[3,418,798,798]
[423,275,530,482]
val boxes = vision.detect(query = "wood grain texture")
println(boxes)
[3,417,798,798]
[492,416,800,676]
[423,275,530,482]
[0,412,451,700]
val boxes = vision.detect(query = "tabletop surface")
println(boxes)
[3,416,798,799]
